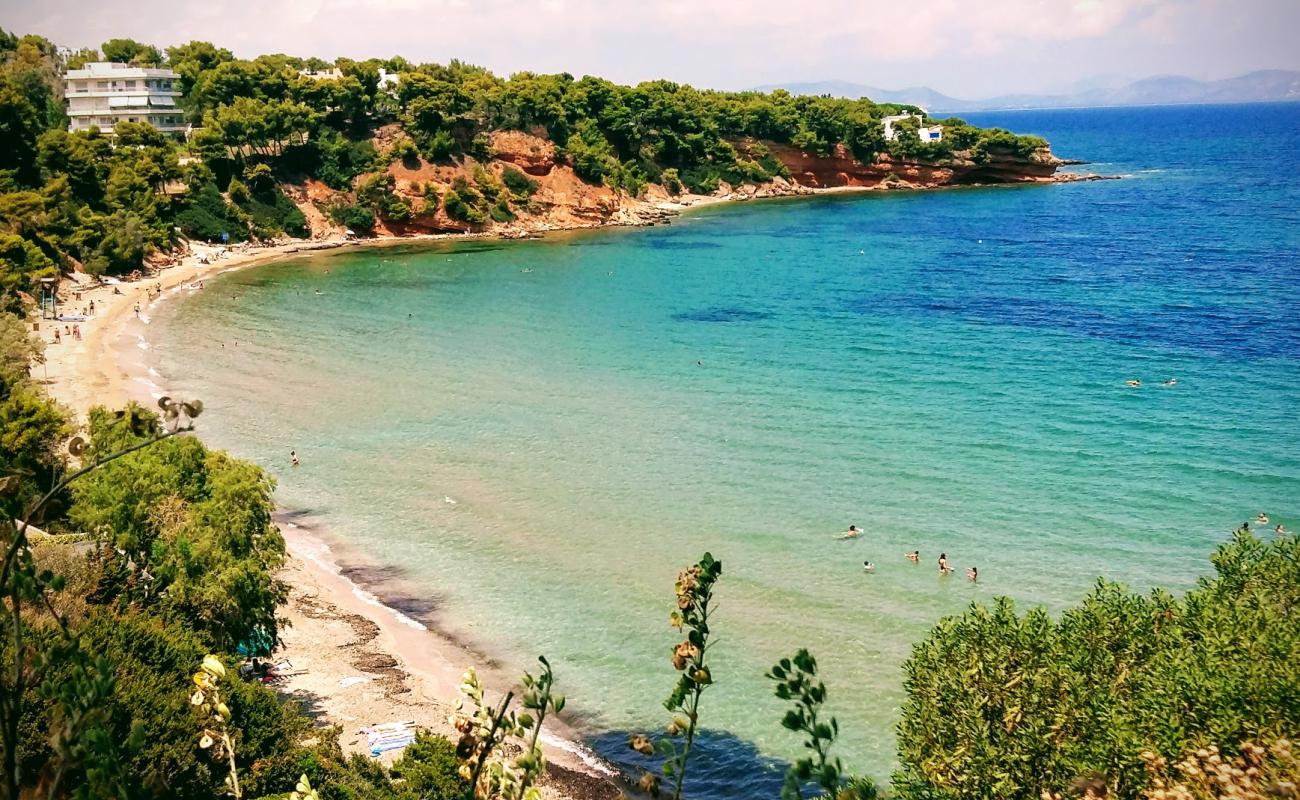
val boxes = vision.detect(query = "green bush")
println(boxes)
[500,166,538,198]
[327,201,376,233]
[893,531,1300,800]
[15,610,307,800]
[442,176,485,223]
[240,185,309,239]
[68,404,287,652]
[175,182,247,243]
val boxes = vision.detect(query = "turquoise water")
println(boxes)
[149,104,1300,795]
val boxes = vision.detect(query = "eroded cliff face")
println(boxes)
[753,140,1065,189]
[288,128,1089,240]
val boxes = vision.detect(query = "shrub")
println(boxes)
[500,166,537,199]
[893,531,1300,800]
[659,168,683,195]
[443,176,485,224]
[175,182,247,243]
[328,201,376,233]
[387,137,420,168]
[422,130,457,162]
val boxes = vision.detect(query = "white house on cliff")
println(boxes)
[882,112,943,143]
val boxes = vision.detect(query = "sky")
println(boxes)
[3,0,1298,98]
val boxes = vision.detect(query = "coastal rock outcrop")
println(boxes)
[288,128,1103,242]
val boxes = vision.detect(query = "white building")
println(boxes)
[65,62,185,136]
[299,66,400,89]
[882,112,943,143]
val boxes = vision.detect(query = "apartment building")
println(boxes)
[65,61,186,136]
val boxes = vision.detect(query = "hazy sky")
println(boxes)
[3,0,1298,97]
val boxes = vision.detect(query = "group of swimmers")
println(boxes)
[843,527,978,582]
[1126,377,1177,387]
[1240,512,1287,537]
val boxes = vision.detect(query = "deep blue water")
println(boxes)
[150,103,1300,797]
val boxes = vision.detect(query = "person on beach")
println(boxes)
[291,450,300,467]
[53,328,60,344]
[88,299,95,315]
[938,553,952,575]
[1256,512,1269,525]
[863,560,875,572]
[133,303,140,317]
[907,550,920,562]
[966,566,978,582]
[72,324,80,341]
[838,525,861,539]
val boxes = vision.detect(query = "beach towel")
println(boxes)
[370,735,415,756]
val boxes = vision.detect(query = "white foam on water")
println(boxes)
[539,730,619,777]
[288,529,428,632]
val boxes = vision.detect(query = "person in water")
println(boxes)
[838,525,861,539]
[1126,379,1141,387]
[906,550,920,562]
[938,553,951,575]
[291,450,300,467]
[1163,377,1177,386]
[1275,524,1288,536]
[863,561,875,572]
[1256,512,1269,525]
[966,566,978,582]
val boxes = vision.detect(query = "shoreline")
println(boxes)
[31,176,1096,797]
[33,226,644,797]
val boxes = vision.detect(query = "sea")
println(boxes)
[146,103,1300,797]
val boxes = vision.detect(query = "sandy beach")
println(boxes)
[34,231,627,799]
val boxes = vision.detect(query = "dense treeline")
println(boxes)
[0,28,1048,308]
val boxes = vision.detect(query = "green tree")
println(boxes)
[0,312,40,387]
[67,404,287,652]
[893,531,1300,800]
[100,38,162,66]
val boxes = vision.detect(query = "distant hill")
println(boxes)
[756,70,1300,112]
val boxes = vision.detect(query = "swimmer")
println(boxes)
[1162,377,1177,386]
[1256,512,1269,525]
[837,525,862,540]
[966,566,978,582]
[863,561,875,572]
[1125,379,1141,387]
[938,553,952,575]
[906,550,920,562]
[291,450,300,467]
[1275,524,1288,536]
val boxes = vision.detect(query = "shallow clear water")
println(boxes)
[149,104,1300,795]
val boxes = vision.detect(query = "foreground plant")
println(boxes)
[768,649,876,800]
[452,656,564,800]
[192,654,241,799]
[630,552,723,800]
[0,398,201,800]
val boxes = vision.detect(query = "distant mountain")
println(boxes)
[756,70,1300,112]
